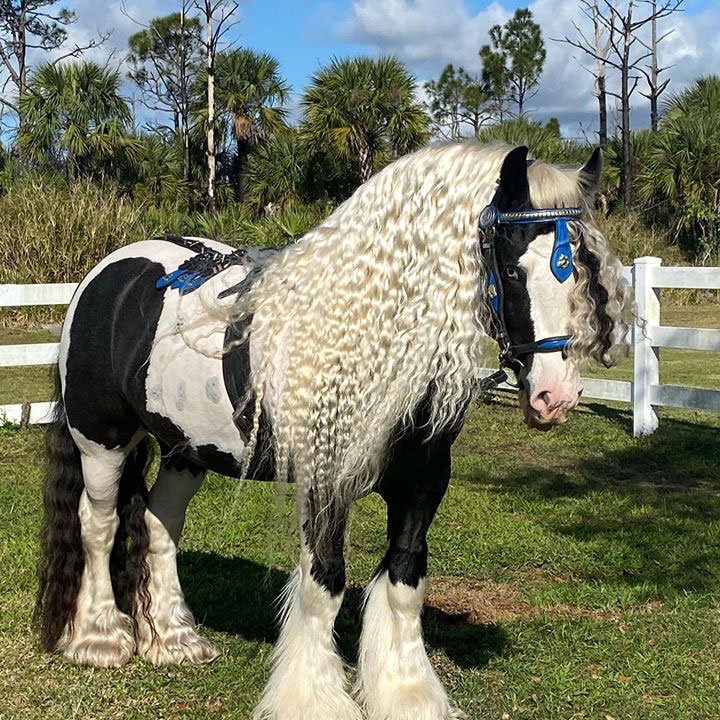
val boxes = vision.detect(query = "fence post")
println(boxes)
[632,256,662,436]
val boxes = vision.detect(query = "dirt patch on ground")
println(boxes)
[425,577,662,625]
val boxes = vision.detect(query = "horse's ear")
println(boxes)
[497,146,530,211]
[579,147,603,199]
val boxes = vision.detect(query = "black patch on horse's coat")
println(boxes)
[370,396,466,590]
[494,227,535,369]
[222,319,276,481]
[223,319,252,436]
[64,257,163,449]
[376,428,456,588]
[303,489,347,597]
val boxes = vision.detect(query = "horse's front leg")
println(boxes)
[255,496,362,720]
[358,434,465,720]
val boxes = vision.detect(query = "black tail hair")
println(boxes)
[34,373,85,650]
[109,437,154,640]
[35,366,154,650]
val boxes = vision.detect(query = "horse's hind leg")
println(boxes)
[59,439,139,668]
[254,496,362,720]
[135,454,218,665]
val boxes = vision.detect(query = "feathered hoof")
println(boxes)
[362,682,466,720]
[138,627,220,666]
[254,688,363,720]
[59,607,135,668]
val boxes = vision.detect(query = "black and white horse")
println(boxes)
[36,143,627,720]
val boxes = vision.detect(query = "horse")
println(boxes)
[35,142,628,720]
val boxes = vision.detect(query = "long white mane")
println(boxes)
[224,142,626,534]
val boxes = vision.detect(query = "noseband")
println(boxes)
[477,201,584,391]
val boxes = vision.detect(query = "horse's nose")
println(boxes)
[529,387,582,420]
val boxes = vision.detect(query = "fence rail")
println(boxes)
[1,256,719,435]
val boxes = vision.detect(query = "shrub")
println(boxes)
[477,118,591,165]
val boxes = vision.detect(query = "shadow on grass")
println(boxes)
[180,550,507,669]
[471,404,720,596]
[488,404,720,504]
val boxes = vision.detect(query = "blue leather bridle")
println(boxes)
[477,202,584,390]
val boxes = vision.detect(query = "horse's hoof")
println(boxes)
[62,638,135,668]
[139,628,220,666]
[59,606,135,668]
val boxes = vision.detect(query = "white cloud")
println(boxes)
[37,0,179,69]
[336,0,720,138]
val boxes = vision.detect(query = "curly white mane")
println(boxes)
[225,142,627,532]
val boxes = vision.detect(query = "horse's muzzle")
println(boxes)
[519,388,581,430]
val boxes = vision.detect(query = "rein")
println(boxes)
[477,201,584,392]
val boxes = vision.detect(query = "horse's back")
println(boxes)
[59,238,253,470]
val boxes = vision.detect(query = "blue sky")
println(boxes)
[23,0,720,137]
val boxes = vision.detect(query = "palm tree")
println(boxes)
[214,49,291,197]
[244,127,361,211]
[19,61,137,181]
[637,76,720,261]
[301,56,430,183]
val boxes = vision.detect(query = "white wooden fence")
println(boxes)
[1,258,719,435]
[475,255,719,436]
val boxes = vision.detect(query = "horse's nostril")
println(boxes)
[538,391,551,409]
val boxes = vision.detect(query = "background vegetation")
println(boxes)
[0,1,717,301]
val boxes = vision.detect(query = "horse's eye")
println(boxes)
[504,265,520,280]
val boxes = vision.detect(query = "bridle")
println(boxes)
[477,197,585,391]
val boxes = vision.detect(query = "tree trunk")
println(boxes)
[235,135,249,201]
[597,73,608,147]
[16,20,27,141]
[620,38,632,209]
[206,5,216,212]
[182,117,191,188]
[648,3,659,132]
[358,141,373,183]
[179,5,192,192]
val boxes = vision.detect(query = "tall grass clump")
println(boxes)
[477,118,590,165]
[0,177,156,284]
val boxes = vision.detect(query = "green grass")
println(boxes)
[2,401,720,717]
[1,306,720,719]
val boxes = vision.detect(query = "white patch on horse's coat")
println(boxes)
[357,572,464,720]
[136,241,256,462]
[136,508,219,666]
[519,233,581,404]
[59,239,255,464]
[254,550,361,720]
[58,432,142,667]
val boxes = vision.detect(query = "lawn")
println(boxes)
[1,306,720,720]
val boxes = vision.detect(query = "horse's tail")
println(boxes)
[34,372,86,650]
[35,366,154,650]
[109,437,153,638]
